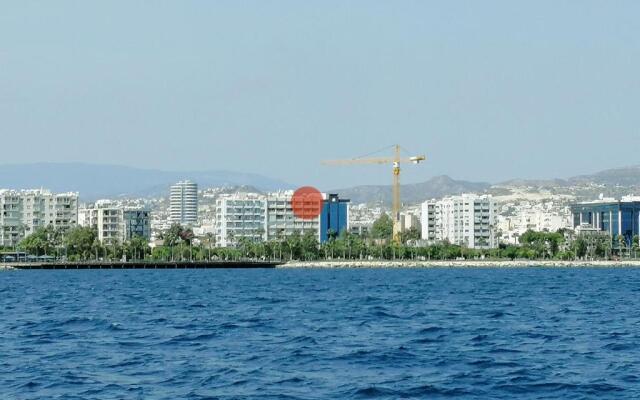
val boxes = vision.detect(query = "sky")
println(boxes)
[1,1,639,189]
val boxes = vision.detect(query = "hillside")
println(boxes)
[0,163,293,200]
[331,175,491,205]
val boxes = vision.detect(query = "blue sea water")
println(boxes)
[1,267,640,399]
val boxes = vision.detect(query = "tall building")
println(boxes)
[421,194,497,249]
[571,196,640,246]
[78,201,151,245]
[169,180,198,225]
[320,194,349,242]
[0,189,78,247]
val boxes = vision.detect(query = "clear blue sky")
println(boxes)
[1,1,639,189]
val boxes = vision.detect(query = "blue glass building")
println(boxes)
[320,194,349,243]
[571,200,640,245]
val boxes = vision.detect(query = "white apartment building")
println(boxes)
[265,191,320,241]
[214,191,324,247]
[78,201,151,245]
[215,193,266,247]
[421,193,497,249]
[0,189,78,247]
[169,180,198,225]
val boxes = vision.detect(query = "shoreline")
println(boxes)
[280,260,640,268]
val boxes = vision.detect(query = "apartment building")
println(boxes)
[78,201,150,245]
[265,191,321,242]
[0,189,78,247]
[214,191,349,247]
[169,180,198,225]
[215,193,266,247]
[421,194,497,249]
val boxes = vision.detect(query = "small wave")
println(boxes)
[494,382,625,394]
[603,342,636,351]
[352,386,396,398]
[418,326,444,334]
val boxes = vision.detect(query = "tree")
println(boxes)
[371,213,393,241]
[163,224,184,247]
[571,237,588,259]
[18,226,54,256]
[64,227,98,261]
[399,226,420,244]
[126,235,149,260]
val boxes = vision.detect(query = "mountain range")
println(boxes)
[1,162,639,204]
[0,163,293,200]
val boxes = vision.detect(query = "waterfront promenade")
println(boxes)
[1,260,281,270]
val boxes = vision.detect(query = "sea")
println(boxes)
[1,267,639,399]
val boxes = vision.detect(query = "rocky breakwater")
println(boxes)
[281,260,640,268]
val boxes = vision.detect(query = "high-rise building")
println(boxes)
[421,194,497,249]
[169,180,198,225]
[0,189,78,247]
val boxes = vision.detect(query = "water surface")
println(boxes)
[2,267,639,399]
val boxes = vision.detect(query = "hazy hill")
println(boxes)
[2,162,639,204]
[497,166,640,188]
[0,163,293,200]
[331,175,491,205]
[569,165,640,186]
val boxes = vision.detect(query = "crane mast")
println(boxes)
[392,145,401,239]
[322,144,426,243]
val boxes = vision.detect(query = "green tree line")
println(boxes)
[7,217,640,262]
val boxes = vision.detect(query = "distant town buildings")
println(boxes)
[0,189,78,247]
[9,178,640,254]
[421,194,497,249]
[399,211,421,233]
[496,200,572,244]
[169,180,198,225]
[78,200,150,244]
[348,203,384,236]
[570,196,640,245]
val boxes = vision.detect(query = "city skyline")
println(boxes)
[2,1,640,188]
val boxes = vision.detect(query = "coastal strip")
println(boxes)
[2,261,281,270]
[281,260,640,268]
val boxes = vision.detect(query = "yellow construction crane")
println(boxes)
[322,145,426,242]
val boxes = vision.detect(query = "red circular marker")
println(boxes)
[291,186,323,220]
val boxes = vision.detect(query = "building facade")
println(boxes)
[78,201,151,245]
[266,191,321,242]
[169,180,198,225]
[320,194,349,242]
[215,194,267,247]
[571,197,640,246]
[0,189,78,247]
[214,191,350,247]
[399,211,421,233]
[421,193,497,249]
